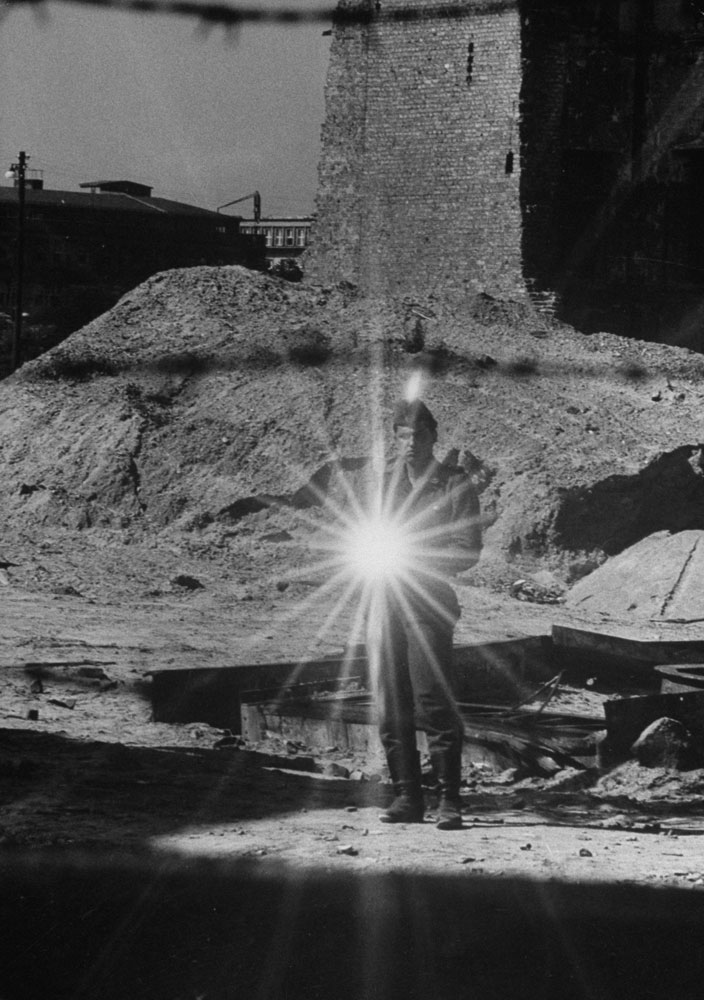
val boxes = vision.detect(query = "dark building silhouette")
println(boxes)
[0,178,265,366]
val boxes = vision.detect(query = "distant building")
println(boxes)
[239,217,313,266]
[0,178,265,364]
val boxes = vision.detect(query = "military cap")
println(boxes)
[392,399,438,438]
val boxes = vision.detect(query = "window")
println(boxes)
[295,228,306,247]
[285,228,294,247]
[466,40,474,85]
[274,228,283,247]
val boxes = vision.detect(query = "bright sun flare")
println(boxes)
[343,515,411,583]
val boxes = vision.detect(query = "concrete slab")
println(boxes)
[566,530,704,622]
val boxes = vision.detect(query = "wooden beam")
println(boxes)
[149,655,369,730]
[552,625,704,665]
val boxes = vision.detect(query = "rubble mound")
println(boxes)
[567,529,704,621]
[1,264,704,594]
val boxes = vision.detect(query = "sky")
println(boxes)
[0,0,332,217]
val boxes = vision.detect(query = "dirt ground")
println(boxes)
[4,556,704,888]
[5,558,704,999]
[3,267,704,998]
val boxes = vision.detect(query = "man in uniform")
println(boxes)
[373,398,481,830]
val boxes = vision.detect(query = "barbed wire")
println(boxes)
[0,0,514,28]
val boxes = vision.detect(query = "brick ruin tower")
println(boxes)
[307,0,704,349]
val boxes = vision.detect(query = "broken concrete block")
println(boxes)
[631,717,691,769]
[323,762,350,778]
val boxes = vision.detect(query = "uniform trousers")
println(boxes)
[375,599,464,769]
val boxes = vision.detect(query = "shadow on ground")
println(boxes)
[2,851,704,1000]
[0,728,388,850]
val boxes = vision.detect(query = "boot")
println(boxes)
[378,782,425,824]
[431,746,463,831]
[379,747,424,824]
[435,792,462,831]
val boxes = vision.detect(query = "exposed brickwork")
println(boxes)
[308,0,704,346]
[309,0,374,288]
[308,0,525,302]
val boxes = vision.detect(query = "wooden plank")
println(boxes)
[148,636,557,729]
[240,702,265,741]
[149,656,369,729]
[552,625,704,665]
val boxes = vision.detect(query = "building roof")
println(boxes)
[79,180,154,197]
[0,186,239,220]
[241,216,314,224]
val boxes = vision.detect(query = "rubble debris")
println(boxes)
[510,573,566,605]
[261,531,293,543]
[170,574,204,591]
[323,762,350,778]
[76,666,113,680]
[53,584,83,598]
[48,698,76,710]
[214,735,247,749]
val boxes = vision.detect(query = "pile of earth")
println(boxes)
[1,264,704,598]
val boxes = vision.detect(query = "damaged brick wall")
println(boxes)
[307,0,526,303]
[309,0,704,348]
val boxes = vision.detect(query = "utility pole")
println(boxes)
[7,151,27,372]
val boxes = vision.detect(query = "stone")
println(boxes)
[336,845,358,856]
[631,717,691,769]
[170,574,204,591]
[323,762,350,778]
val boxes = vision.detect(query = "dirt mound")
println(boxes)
[2,265,704,594]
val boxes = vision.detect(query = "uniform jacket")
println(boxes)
[382,457,481,623]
